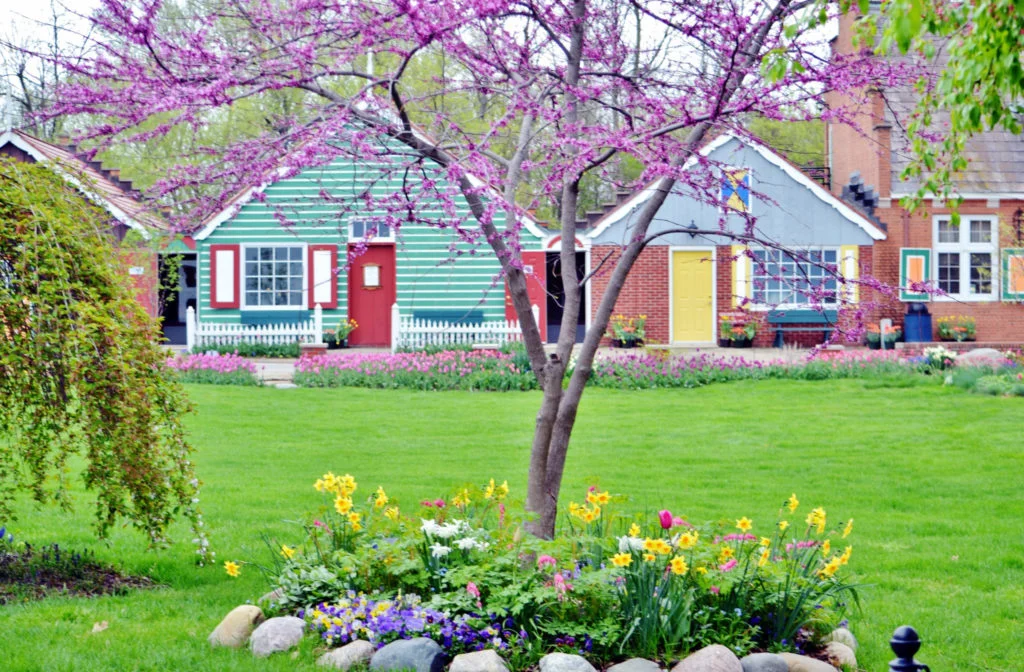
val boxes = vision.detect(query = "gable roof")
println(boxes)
[194,132,549,242]
[587,133,887,241]
[0,130,168,236]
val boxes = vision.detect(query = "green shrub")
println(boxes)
[191,342,300,358]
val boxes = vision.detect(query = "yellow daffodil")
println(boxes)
[484,479,496,500]
[586,490,611,506]
[611,553,632,567]
[280,544,296,560]
[384,506,400,522]
[628,523,641,538]
[348,512,361,526]
[452,488,471,508]
[806,507,826,534]
[736,517,753,533]
[843,518,854,539]
[338,474,357,496]
[818,556,842,578]
[821,539,831,556]
[569,502,584,517]
[643,538,672,555]
[760,537,772,547]
[582,509,598,523]
[314,478,326,493]
[334,496,353,515]
[840,546,852,565]
[351,520,363,532]
[758,548,770,568]
[718,547,734,564]
[669,556,688,575]
[224,561,241,577]
[497,480,509,500]
[695,566,708,575]
[786,493,799,513]
[778,520,790,533]
[677,530,699,550]
[374,486,388,508]
[643,553,657,563]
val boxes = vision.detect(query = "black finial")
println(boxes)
[889,626,929,672]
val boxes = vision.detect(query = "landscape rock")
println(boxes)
[671,644,742,672]
[538,652,598,672]
[449,649,511,672]
[607,658,664,672]
[740,652,789,672]
[208,605,265,649]
[370,637,446,672]
[258,587,285,605]
[318,640,375,670]
[822,643,856,671]
[823,628,857,652]
[249,616,305,657]
[777,653,838,672]
[958,348,1005,366]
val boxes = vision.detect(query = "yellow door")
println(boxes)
[672,250,714,342]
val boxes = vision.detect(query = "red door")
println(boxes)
[505,251,547,341]
[348,245,396,346]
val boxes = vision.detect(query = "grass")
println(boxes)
[1,381,1022,671]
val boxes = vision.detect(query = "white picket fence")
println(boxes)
[390,303,538,352]
[186,305,323,351]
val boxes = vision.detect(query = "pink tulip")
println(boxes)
[658,510,673,530]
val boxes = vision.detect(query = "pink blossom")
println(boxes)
[709,585,720,595]
[658,510,674,530]
[434,499,446,508]
[537,555,557,570]
[421,500,433,508]
[719,559,738,572]
[466,582,480,598]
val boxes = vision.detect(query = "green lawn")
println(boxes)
[2,381,1022,671]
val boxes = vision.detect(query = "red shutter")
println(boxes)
[308,244,338,309]
[209,244,240,309]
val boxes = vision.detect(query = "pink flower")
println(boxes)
[672,516,691,528]
[498,503,506,528]
[552,572,573,600]
[434,498,446,508]
[537,555,557,570]
[658,510,673,530]
[709,585,720,595]
[719,559,738,572]
[421,500,433,508]
[466,582,480,598]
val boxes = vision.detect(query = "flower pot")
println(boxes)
[718,338,732,348]
[326,338,348,350]
[867,340,881,350]
[612,339,641,348]
[730,337,753,348]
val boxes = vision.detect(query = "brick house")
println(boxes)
[0,129,169,320]
[826,8,1024,343]
[586,133,884,347]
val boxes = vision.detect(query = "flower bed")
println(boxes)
[225,475,859,668]
[165,352,261,385]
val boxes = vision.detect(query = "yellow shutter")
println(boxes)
[731,245,750,307]
[840,245,859,303]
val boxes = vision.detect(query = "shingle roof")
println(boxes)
[0,130,170,233]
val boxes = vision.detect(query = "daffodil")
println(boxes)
[695,566,708,575]
[484,479,496,500]
[786,493,799,513]
[821,539,831,556]
[718,547,734,564]
[760,537,771,547]
[806,507,827,534]
[839,545,853,565]
[611,552,632,567]
[224,560,241,577]
[758,548,770,567]
[778,520,790,533]
[628,523,641,537]
[843,518,854,538]
[677,530,699,550]
[280,544,296,560]
[736,517,753,533]
[348,512,361,526]
[496,480,509,500]
[452,489,471,508]
[334,496,353,515]
[669,556,688,575]
[586,490,611,506]
[643,553,657,563]
[374,486,388,508]
[384,506,400,522]
[818,556,842,578]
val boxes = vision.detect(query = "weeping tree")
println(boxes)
[0,158,208,558]
[41,0,911,537]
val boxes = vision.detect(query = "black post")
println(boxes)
[889,625,930,672]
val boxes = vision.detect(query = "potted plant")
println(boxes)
[718,314,733,347]
[326,318,358,349]
[606,314,646,348]
[937,315,976,342]
[729,317,758,348]
[865,323,901,350]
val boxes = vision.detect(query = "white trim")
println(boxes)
[588,133,886,241]
[348,217,396,242]
[0,131,151,239]
[746,246,842,311]
[892,191,1024,200]
[668,246,717,345]
[932,214,999,302]
[239,242,309,310]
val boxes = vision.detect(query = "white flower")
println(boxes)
[434,522,462,539]
[618,536,645,553]
[420,519,441,536]
[429,543,452,558]
[455,538,478,550]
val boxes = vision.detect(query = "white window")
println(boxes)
[751,248,839,307]
[243,245,305,308]
[348,218,394,242]
[933,215,997,300]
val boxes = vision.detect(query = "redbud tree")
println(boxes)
[45,0,911,537]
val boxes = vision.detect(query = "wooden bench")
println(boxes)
[767,310,836,348]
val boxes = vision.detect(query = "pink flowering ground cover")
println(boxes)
[165,352,261,386]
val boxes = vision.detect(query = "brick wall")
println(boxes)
[590,245,670,344]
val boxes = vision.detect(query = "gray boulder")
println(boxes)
[449,649,511,672]
[370,637,446,672]
[208,605,264,648]
[739,652,789,672]
[671,645,742,672]
[958,348,1006,366]
[822,643,856,671]
[538,652,598,672]
[318,640,375,670]
[607,658,664,672]
[249,616,305,657]
[777,653,838,672]
[824,628,857,652]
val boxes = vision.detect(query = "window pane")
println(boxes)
[259,248,273,261]
[274,277,288,290]
[937,252,960,294]
[290,262,303,276]
[969,219,992,243]
[245,277,258,291]
[290,292,302,305]
[290,277,303,291]
[351,221,365,238]
[824,250,837,263]
[970,253,992,294]
[750,248,839,306]
[260,262,272,275]
[290,247,303,261]
[937,219,958,243]
[245,248,258,261]
[245,291,258,305]
[260,292,273,306]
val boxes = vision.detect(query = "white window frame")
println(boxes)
[240,242,308,311]
[932,215,998,302]
[721,166,753,216]
[748,246,841,310]
[348,217,396,243]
